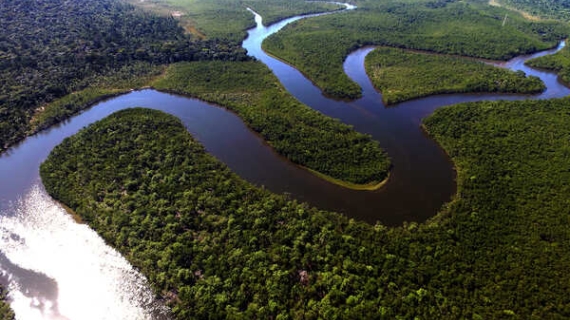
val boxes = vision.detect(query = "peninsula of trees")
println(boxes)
[5,0,570,317]
[365,47,545,104]
[41,102,570,318]
[526,42,570,84]
[152,61,390,185]
[263,0,569,99]
[0,0,247,151]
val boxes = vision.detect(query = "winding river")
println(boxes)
[0,3,569,319]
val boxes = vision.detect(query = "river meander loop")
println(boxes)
[0,3,568,319]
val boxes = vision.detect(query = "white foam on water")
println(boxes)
[0,184,169,320]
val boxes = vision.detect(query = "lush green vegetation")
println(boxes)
[494,0,570,21]
[263,0,569,99]
[0,289,13,320]
[421,98,570,319]
[41,109,392,318]
[30,62,165,133]
[133,0,341,41]
[365,47,545,104]
[526,42,570,84]
[153,60,390,185]
[42,101,570,318]
[0,0,247,152]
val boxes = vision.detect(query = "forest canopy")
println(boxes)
[263,0,570,99]
[0,0,248,152]
[365,47,546,104]
[494,0,570,21]
[0,289,13,320]
[5,0,570,317]
[41,101,570,318]
[152,60,390,185]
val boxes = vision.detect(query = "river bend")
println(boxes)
[0,3,568,319]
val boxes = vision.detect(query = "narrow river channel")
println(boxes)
[0,3,568,319]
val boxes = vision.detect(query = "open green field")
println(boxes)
[263,0,570,99]
[526,42,570,84]
[42,98,570,318]
[152,60,390,185]
[130,0,341,41]
[365,47,545,104]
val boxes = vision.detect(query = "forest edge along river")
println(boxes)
[241,6,570,226]
[0,2,569,319]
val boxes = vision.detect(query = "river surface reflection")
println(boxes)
[0,3,568,319]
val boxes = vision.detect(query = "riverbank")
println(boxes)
[526,41,570,85]
[152,60,390,186]
[263,0,569,100]
[0,289,13,320]
[365,47,546,105]
[41,97,570,318]
[305,167,390,191]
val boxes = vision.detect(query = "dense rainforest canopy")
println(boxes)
[0,0,248,152]
[5,0,570,317]
[495,0,570,21]
[263,0,570,99]
[152,60,390,185]
[0,0,391,187]
[41,103,570,318]
[365,47,545,104]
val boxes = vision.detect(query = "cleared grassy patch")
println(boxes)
[131,0,341,41]
[494,0,570,21]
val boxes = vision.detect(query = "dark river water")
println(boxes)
[0,3,568,319]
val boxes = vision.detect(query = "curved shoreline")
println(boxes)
[305,167,390,191]
[4,4,570,319]
[244,5,570,225]
[362,46,551,106]
[148,85,386,188]
[2,3,566,226]
[261,49,362,101]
